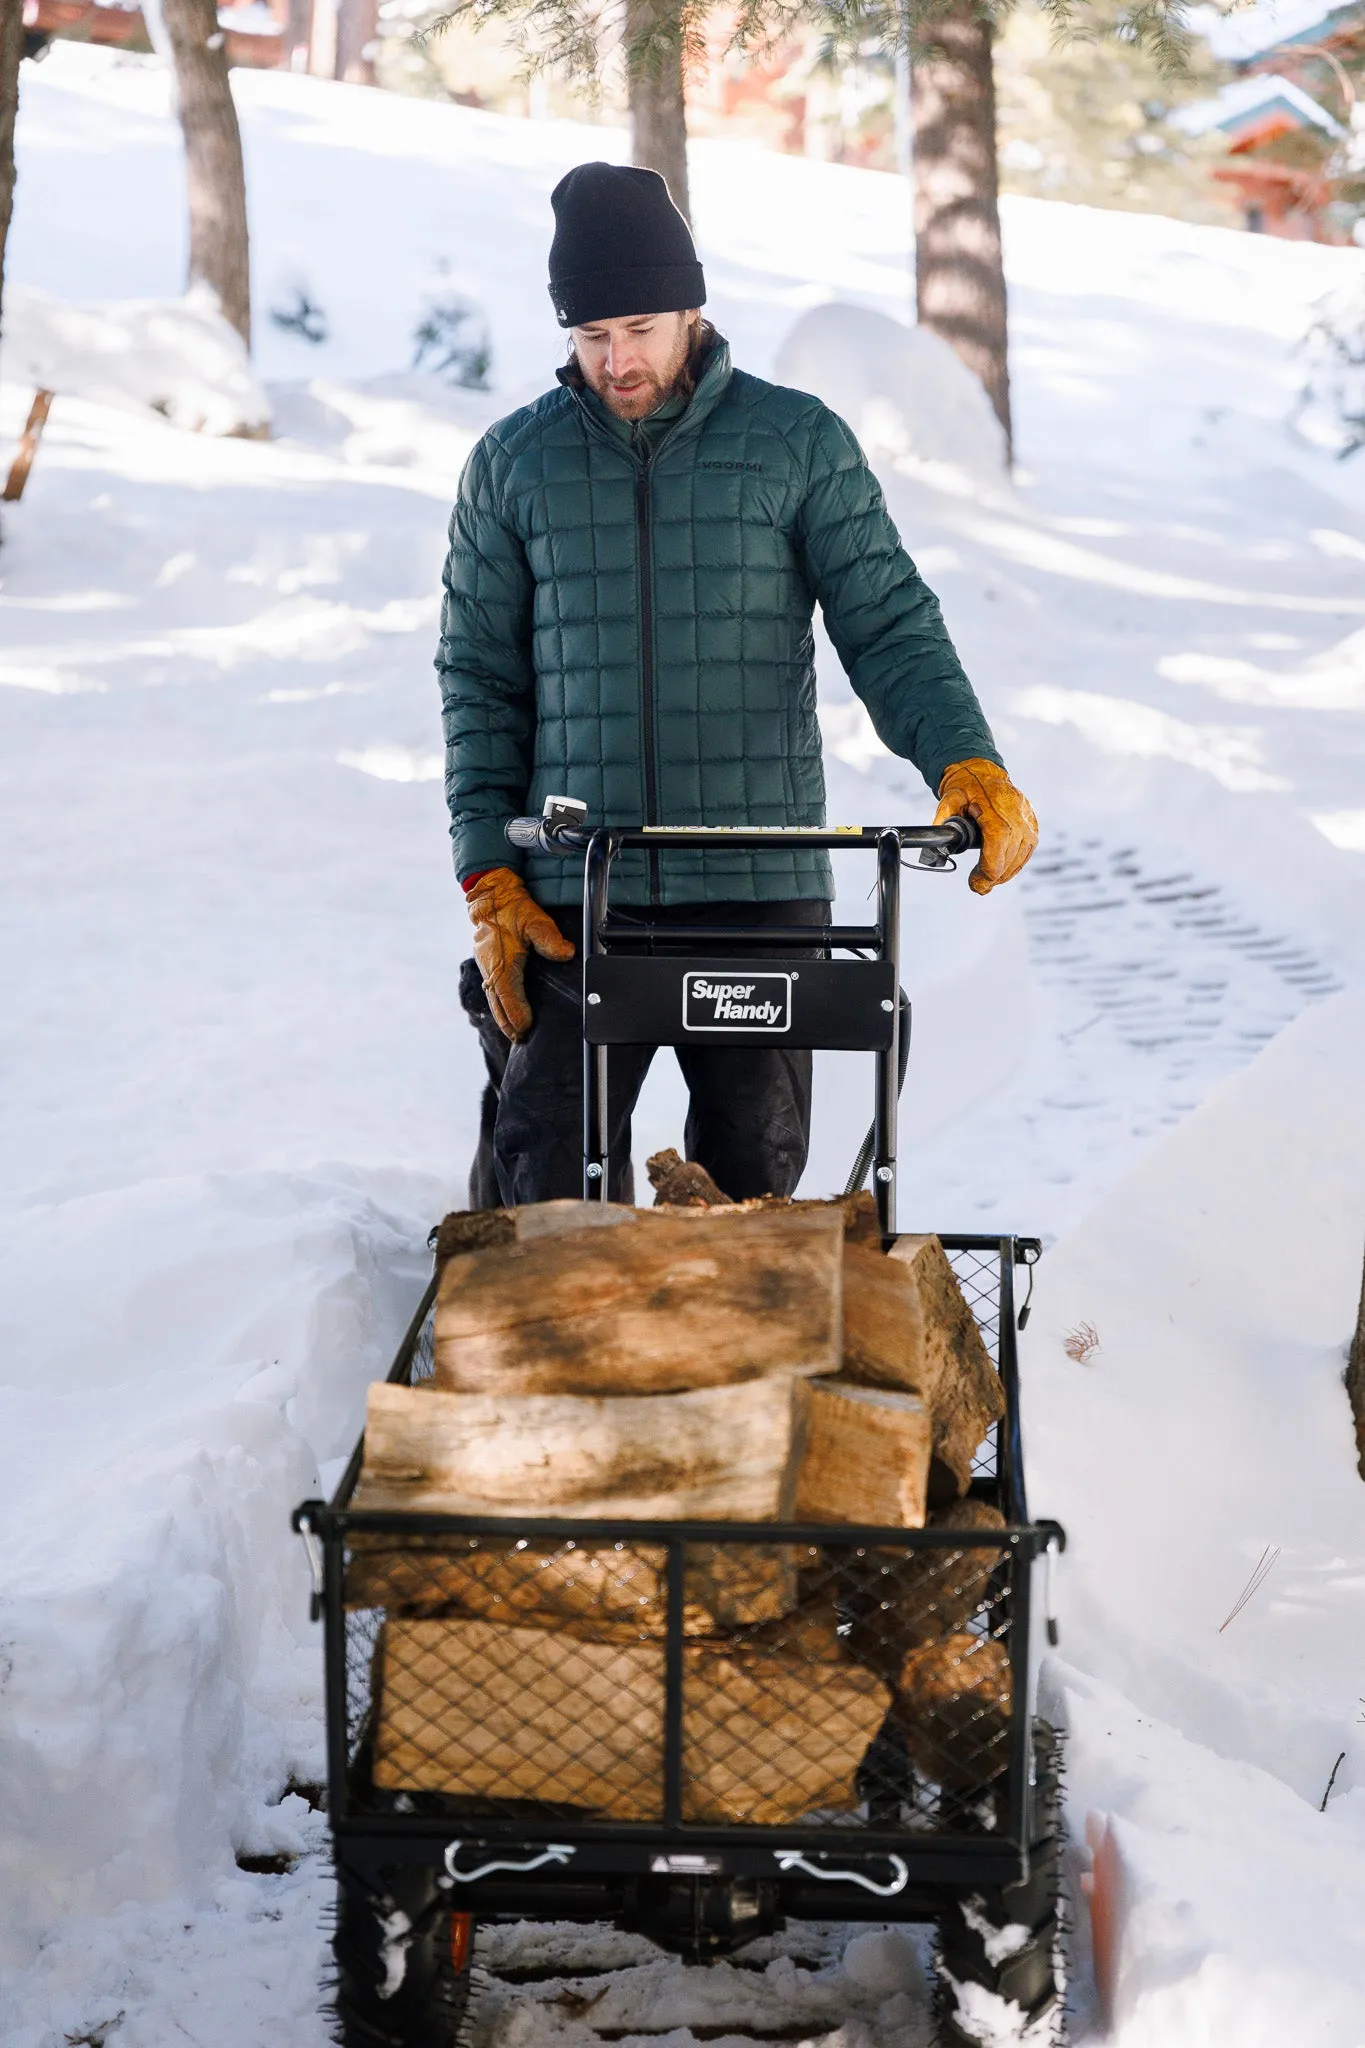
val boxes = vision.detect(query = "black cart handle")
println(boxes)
[505,814,982,858]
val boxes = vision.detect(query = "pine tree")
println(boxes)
[0,0,23,344]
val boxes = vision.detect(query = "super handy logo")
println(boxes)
[682,972,792,1032]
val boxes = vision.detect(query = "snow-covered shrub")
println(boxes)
[1293,274,1365,460]
[411,287,492,389]
[268,282,329,346]
[0,282,271,437]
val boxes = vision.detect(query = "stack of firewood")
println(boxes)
[352,1188,1010,1823]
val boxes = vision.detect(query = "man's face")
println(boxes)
[570,309,698,421]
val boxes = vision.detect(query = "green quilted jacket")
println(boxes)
[437,339,1001,905]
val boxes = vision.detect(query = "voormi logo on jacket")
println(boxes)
[683,972,792,1033]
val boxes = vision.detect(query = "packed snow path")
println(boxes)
[3,44,1365,2048]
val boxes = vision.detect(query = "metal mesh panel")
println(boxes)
[341,1531,1015,1834]
[944,1243,1002,1482]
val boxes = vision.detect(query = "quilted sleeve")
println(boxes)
[793,405,1003,795]
[436,435,537,881]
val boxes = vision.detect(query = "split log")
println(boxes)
[839,1500,1007,1679]
[842,1235,1004,1500]
[347,1533,798,1633]
[683,1643,889,1824]
[373,1614,890,1823]
[433,1207,843,1396]
[892,1632,1012,1789]
[352,1375,811,1519]
[374,1616,664,1818]
[794,1377,931,1527]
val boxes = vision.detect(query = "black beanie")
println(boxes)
[548,162,706,328]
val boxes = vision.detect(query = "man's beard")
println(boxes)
[585,320,695,421]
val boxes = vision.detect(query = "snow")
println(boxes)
[3,38,1365,2048]
[0,281,271,436]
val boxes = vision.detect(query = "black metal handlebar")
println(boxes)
[505,816,983,860]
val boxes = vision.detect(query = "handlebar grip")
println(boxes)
[505,816,546,852]
[938,815,982,853]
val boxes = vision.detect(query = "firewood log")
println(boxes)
[353,1375,811,1519]
[837,1500,1007,1679]
[892,1632,1012,1788]
[842,1235,1004,1500]
[373,1614,890,1824]
[346,1532,798,1633]
[794,1377,931,1526]
[433,1207,843,1396]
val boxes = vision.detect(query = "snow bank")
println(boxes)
[0,1167,440,1974]
[774,303,1008,494]
[1024,991,1365,2034]
[0,283,271,437]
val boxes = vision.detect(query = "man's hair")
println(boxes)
[562,316,720,399]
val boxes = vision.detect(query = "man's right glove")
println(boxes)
[934,758,1039,896]
[465,868,576,1042]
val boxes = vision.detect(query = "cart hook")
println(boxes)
[294,1510,325,1623]
[443,1841,576,1885]
[773,1849,909,1897]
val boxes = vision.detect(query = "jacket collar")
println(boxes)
[557,336,733,460]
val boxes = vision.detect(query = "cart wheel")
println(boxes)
[935,1722,1065,2045]
[332,1858,476,2048]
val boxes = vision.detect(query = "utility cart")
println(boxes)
[294,818,1065,2048]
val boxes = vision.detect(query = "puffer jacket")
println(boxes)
[436,338,1000,905]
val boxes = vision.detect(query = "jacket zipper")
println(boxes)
[634,452,661,902]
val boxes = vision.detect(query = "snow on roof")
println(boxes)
[1173,68,1347,138]
[1188,0,1365,63]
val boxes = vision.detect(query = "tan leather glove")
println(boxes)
[934,758,1039,897]
[466,868,576,1042]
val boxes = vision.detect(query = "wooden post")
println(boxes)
[3,389,54,503]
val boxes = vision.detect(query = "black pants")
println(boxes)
[460,901,830,1209]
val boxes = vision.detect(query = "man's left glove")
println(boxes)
[934,758,1039,897]
[465,867,576,1043]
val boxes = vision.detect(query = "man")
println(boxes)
[438,161,1037,1207]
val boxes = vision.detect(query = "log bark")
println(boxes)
[433,1207,843,1396]
[0,0,21,351]
[647,1148,733,1207]
[354,1375,811,1519]
[911,0,1011,455]
[347,1532,798,1633]
[842,1235,1004,1500]
[626,0,691,225]
[374,1615,889,1823]
[1347,1239,1365,1481]
[161,0,252,344]
[794,1377,931,1527]
[892,1631,1011,1789]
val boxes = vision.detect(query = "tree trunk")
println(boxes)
[910,1,1011,456]
[626,0,691,225]
[285,0,313,71]
[0,0,23,342]
[334,0,377,83]
[1346,1239,1365,1480]
[160,0,251,345]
